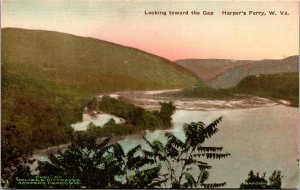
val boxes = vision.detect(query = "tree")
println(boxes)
[268,170,283,189]
[37,117,230,188]
[159,101,176,127]
[37,132,162,188]
[111,143,165,188]
[142,116,230,188]
[37,132,122,188]
[86,97,99,112]
[1,124,34,188]
[240,170,283,189]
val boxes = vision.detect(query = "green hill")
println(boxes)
[1,28,198,150]
[2,28,197,91]
[163,72,299,107]
[236,72,299,106]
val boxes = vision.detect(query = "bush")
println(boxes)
[37,117,230,188]
[240,170,283,189]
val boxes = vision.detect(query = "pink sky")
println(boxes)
[2,0,299,60]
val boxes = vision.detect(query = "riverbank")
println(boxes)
[98,89,280,111]
[33,130,146,157]
[31,89,298,188]
[33,89,283,157]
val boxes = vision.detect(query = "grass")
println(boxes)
[1,28,198,150]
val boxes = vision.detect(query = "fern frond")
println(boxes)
[203,117,222,139]
[112,143,125,163]
[205,152,231,159]
[198,170,209,184]
[165,132,185,149]
[197,146,223,152]
[126,144,142,159]
[202,182,227,188]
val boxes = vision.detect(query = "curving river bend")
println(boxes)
[33,90,299,188]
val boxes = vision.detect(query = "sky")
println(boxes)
[2,0,299,60]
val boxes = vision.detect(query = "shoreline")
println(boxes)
[99,89,282,111]
[32,89,294,157]
[32,131,146,157]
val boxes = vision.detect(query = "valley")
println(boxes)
[177,56,299,88]
[1,28,198,150]
[1,27,298,189]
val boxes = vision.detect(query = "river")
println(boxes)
[116,105,298,188]
[32,92,298,188]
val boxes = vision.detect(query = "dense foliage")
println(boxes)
[2,117,230,188]
[164,72,299,107]
[158,101,176,127]
[38,117,229,188]
[86,120,134,138]
[236,72,298,106]
[38,132,164,189]
[86,96,176,138]
[2,71,86,150]
[1,125,34,188]
[141,117,230,188]
[240,170,283,189]
[2,27,197,152]
[165,85,241,100]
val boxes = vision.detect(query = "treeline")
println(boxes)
[164,72,299,107]
[2,117,231,188]
[2,118,283,189]
[86,96,176,138]
[236,72,299,106]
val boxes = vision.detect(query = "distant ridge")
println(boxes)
[176,56,299,88]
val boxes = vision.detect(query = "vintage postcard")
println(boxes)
[1,0,299,189]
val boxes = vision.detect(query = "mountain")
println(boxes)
[176,56,299,88]
[1,28,198,150]
[3,28,197,92]
[176,59,248,81]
